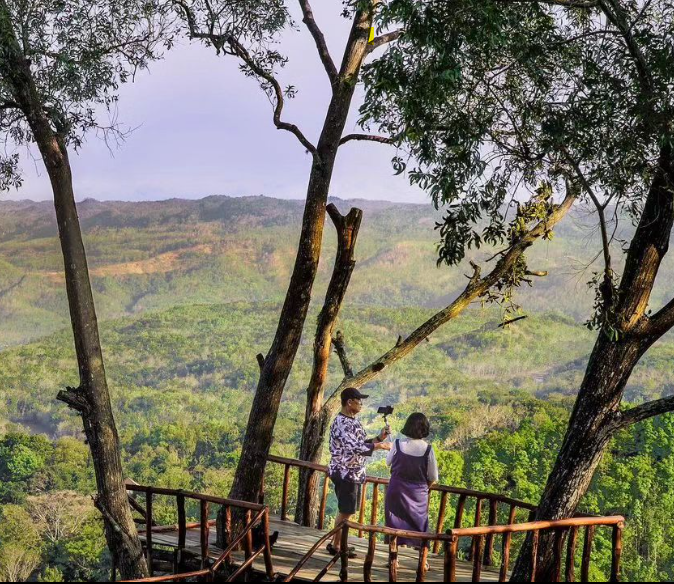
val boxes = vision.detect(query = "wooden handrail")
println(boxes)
[211,507,267,573]
[267,454,537,510]
[125,484,265,511]
[122,485,274,583]
[281,516,625,582]
[450,515,625,537]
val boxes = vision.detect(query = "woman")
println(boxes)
[385,412,438,549]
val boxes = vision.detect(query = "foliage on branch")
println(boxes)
[482,182,557,321]
[360,0,674,269]
[0,0,170,189]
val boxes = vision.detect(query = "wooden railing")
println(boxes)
[266,456,624,581]
[313,515,625,582]
[120,484,275,582]
[267,454,537,558]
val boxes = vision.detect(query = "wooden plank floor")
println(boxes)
[143,515,502,582]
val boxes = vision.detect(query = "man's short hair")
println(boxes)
[401,412,430,439]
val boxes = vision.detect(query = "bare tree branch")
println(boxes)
[332,330,354,378]
[640,296,674,339]
[498,315,528,327]
[321,183,579,415]
[298,0,338,85]
[304,204,362,398]
[173,0,319,159]
[366,29,404,54]
[0,100,19,110]
[614,395,674,430]
[339,133,396,146]
[562,149,613,277]
[0,274,25,298]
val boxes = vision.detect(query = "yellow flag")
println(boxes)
[368,26,375,44]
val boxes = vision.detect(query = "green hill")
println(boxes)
[4,195,670,347]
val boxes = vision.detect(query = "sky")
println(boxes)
[5,3,427,204]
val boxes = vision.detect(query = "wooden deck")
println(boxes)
[143,515,502,581]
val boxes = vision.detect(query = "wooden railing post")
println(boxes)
[498,504,517,582]
[566,525,579,583]
[244,509,253,572]
[469,498,483,562]
[610,522,623,582]
[224,505,233,568]
[499,529,513,582]
[389,535,399,582]
[281,464,291,521]
[146,488,153,575]
[530,530,539,583]
[473,535,485,582]
[364,530,377,582]
[262,509,275,580]
[358,482,368,537]
[581,525,595,583]
[319,472,330,530]
[433,492,448,554]
[200,499,210,570]
[508,504,518,525]
[370,483,379,527]
[552,529,565,582]
[339,523,350,582]
[416,542,429,582]
[177,493,186,571]
[444,535,458,582]
[484,499,498,566]
[454,494,467,529]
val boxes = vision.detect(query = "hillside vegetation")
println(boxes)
[4,195,673,347]
[1,196,674,581]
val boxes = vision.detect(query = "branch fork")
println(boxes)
[56,385,90,415]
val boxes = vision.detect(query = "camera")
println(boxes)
[377,405,394,417]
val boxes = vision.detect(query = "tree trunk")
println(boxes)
[511,335,647,580]
[224,6,376,525]
[291,185,577,531]
[296,407,333,526]
[0,5,148,579]
[295,205,362,527]
[511,146,674,581]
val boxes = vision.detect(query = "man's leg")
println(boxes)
[331,512,353,550]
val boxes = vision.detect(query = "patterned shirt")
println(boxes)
[328,413,375,483]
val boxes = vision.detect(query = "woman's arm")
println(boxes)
[427,446,439,483]
[385,440,397,466]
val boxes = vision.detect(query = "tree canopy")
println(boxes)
[361,0,674,271]
[0,0,168,187]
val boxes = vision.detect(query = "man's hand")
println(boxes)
[375,441,392,451]
[378,425,391,442]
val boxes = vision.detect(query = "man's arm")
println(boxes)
[341,419,390,455]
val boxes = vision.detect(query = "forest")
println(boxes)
[2,0,674,581]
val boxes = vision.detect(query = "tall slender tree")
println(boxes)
[0,1,166,578]
[361,0,674,579]
[170,0,405,513]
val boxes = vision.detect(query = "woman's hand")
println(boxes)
[375,441,392,451]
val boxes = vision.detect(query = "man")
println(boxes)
[326,387,391,557]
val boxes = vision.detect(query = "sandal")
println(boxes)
[326,543,357,558]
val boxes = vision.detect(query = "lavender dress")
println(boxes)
[385,439,431,547]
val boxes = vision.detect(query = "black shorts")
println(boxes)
[331,474,362,515]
